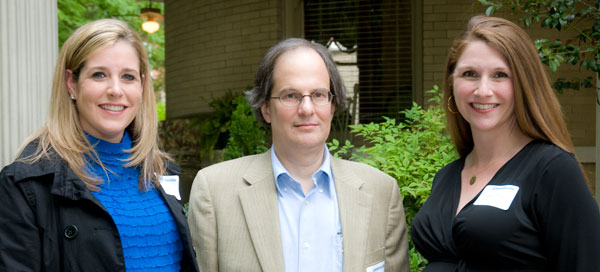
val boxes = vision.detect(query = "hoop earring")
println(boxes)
[447,96,458,114]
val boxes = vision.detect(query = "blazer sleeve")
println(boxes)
[187,170,219,272]
[0,168,41,271]
[384,181,410,271]
[533,152,600,271]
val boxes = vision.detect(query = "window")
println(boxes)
[305,0,413,123]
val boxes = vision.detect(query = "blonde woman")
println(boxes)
[410,16,600,271]
[0,19,198,271]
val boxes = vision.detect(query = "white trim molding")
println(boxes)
[575,146,595,163]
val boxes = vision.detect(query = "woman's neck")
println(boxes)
[469,123,532,166]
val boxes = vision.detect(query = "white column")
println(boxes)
[0,0,57,167]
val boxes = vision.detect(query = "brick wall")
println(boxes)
[165,0,283,118]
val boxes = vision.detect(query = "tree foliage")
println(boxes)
[222,96,268,161]
[479,0,600,93]
[189,91,242,161]
[57,0,165,94]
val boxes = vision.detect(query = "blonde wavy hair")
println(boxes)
[18,19,171,191]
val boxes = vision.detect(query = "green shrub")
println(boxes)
[156,101,166,122]
[189,91,241,161]
[223,96,269,161]
[328,85,458,271]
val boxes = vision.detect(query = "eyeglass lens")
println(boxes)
[279,90,331,106]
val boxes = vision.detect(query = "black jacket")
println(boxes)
[0,143,199,271]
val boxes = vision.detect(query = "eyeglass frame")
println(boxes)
[268,89,335,107]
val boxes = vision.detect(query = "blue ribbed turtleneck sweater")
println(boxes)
[86,132,183,271]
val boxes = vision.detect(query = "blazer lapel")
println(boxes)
[331,157,372,270]
[239,151,285,271]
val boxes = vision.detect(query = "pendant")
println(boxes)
[469,176,476,185]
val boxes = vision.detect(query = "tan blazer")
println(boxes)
[188,151,409,272]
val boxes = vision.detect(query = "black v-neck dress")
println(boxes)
[410,140,600,271]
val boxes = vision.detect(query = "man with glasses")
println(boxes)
[187,38,409,272]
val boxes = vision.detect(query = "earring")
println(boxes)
[447,96,458,114]
[70,93,75,100]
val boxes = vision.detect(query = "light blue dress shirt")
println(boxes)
[271,146,343,272]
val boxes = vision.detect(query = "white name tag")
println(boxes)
[159,175,181,200]
[366,261,384,272]
[473,185,519,210]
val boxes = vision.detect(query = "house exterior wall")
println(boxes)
[163,0,596,190]
[165,0,283,118]
[165,0,595,147]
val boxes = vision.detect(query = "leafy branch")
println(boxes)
[480,0,600,93]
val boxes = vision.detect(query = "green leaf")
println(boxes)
[486,5,496,16]
[550,61,558,72]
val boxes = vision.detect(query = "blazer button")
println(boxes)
[64,225,79,239]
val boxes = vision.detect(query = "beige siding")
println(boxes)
[165,0,283,118]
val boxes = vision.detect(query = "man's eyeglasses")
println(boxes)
[269,90,334,107]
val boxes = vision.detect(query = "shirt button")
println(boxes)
[304,200,309,205]
[319,189,323,193]
[303,242,311,248]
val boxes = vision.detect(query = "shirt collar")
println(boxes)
[271,145,334,199]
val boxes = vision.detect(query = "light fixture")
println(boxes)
[140,6,163,34]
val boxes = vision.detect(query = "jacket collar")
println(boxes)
[10,142,181,203]
[238,150,372,271]
[238,150,285,271]
[9,144,96,202]
[330,156,372,269]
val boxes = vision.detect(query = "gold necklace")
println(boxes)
[468,161,497,185]
[469,175,478,185]
[466,139,531,185]
[469,176,477,185]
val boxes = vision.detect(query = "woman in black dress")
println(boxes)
[410,15,600,271]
